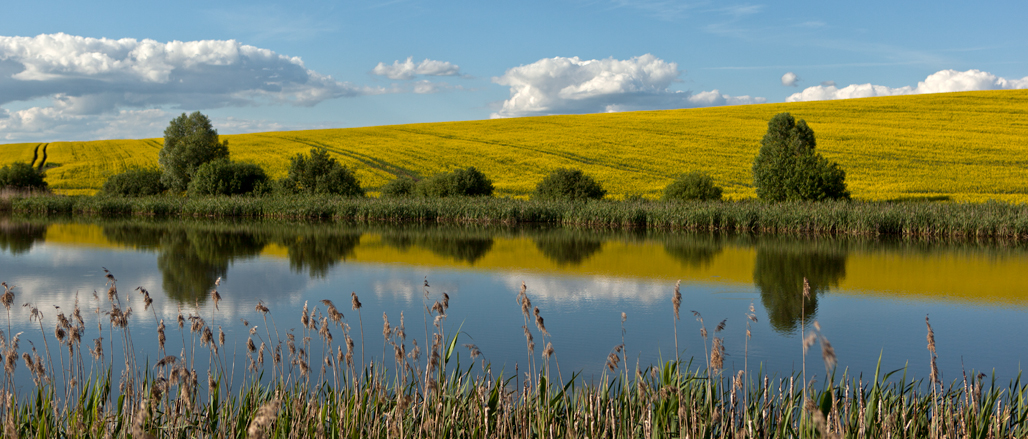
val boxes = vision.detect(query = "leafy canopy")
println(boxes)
[0,162,47,191]
[187,160,269,196]
[416,167,494,198]
[663,171,723,202]
[101,167,165,196]
[159,112,230,192]
[533,168,606,201]
[281,147,364,197]
[752,113,849,202]
[380,176,417,198]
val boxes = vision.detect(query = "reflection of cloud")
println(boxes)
[0,246,312,325]
[372,278,419,304]
[502,273,673,305]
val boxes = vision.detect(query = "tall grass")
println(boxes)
[8,194,1028,239]
[0,271,1025,438]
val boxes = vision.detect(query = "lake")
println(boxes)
[1,216,1026,391]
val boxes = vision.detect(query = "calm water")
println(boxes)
[1,216,1026,389]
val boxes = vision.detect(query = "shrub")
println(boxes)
[752,113,850,202]
[533,168,606,201]
[281,147,364,197]
[380,176,417,198]
[187,160,269,196]
[101,167,166,196]
[0,162,47,191]
[416,167,494,198]
[663,171,723,202]
[158,112,230,192]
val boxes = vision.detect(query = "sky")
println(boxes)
[0,0,1026,143]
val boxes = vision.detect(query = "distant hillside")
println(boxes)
[2,89,1027,202]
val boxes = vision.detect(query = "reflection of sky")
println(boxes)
[1,241,1026,391]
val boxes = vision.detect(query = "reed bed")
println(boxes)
[7,194,1028,240]
[0,271,1025,438]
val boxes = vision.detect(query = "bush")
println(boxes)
[281,147,364,197]
[752,113,850,202]
[187,160,269,196]
[380,176,417,198]
[416,167,494,198]
[0,162,47,191]
[663,171,723,202]
[158,112,230,192]
[533,168,606,201]
[101,168,166,196]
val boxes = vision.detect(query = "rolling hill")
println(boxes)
[2,89,1027,202]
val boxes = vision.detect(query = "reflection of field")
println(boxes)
[38,223,1028,307]
[839,253,1028,306]
[4,89,1028,201]
[265,235,756,284]
[269,235,1028,307]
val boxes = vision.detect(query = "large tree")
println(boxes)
[158,112,230,192]
[752,113,849,202]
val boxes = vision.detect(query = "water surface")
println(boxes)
[1,216,1026,389]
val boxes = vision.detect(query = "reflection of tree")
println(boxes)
[753,240,847,333]
[381,226,494,265]
[663,233,724,269]
[0,222,47,255]
[103,223,266,303]
[533,231,603,266]
[158,230,265,302]
[101,224,165,251]
[278,232,362,277]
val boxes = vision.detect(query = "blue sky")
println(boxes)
[1,0,1025,142]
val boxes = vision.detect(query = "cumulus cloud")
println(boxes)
[786,69,1028,102]
[372,57,461,80]
[781,72,799,87]
[491,54,765,118]
[0,33,387,141]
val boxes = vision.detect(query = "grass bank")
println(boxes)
[5,194,1028,239]
[0,273,1025,438]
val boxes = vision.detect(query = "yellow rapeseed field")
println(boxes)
[2,89,1026,201]
[42,223,1028,307]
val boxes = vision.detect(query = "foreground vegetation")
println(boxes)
[5,194,1028,239]
[0,271,1025,438]
[2,89,1027,202]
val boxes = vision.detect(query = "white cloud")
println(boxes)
[786,69,1028,102]
[781,72,799,87]
[372,57,461,80]
[0,106,304,142]
[491,54,765,118]
[0,33,388,142]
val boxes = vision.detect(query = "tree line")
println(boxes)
[2,111,850,203]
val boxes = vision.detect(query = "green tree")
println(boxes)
[533,168,606,201]
[662,171,723,202]
[752,113,850,202]
[281,147,364,197]
[101,167,165,196]
[158,112,230,192]
[380,175,417,198]
[416,167,494,198]
[187,160,269,196]
[0,162,47,191]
